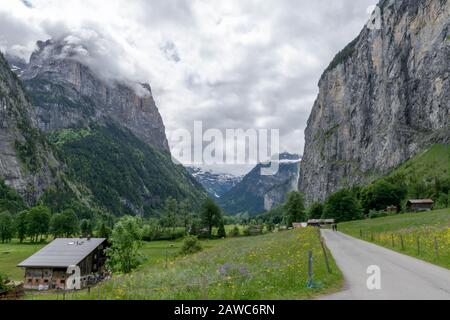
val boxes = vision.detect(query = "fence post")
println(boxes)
[400,235,405,251]
[307,250,314,288]
[320,238,332,274]
[360,229,363,238]
[391,234,395,247]
[434,237,439,259]
[371,233,374,242]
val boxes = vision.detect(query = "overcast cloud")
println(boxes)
[0,0,376,175]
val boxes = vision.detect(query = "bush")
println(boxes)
[0,273,10,292]
[243,225,263,237]
[368,210,389,219]
[229,226,240,237]
[179,236,202,255]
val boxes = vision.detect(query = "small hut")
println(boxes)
[406,199,434,212]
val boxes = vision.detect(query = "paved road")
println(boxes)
[321,230,450,300]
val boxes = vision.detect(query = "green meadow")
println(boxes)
[0,241,46,281]
[28,228,342,300]
[339,209,450,269]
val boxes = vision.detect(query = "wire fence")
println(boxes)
[358,228,449,262]
[26,246,335,300]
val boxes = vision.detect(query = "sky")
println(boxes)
[0,0,376,175]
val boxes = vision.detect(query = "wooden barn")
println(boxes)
[17,238,108,291]
[406,199,434,212]
[307,219,335,227]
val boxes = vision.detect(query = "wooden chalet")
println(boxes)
[406,199,434,212]
[17,238,108,291]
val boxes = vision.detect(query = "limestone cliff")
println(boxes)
[299,0,450,204]
[0,52,57,203]
[21,39,170,153]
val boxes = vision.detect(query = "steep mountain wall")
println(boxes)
[21,39,170,153]
[299,0,450,204]
[0,52,57,203]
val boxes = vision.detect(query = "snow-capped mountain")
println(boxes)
[186,167,243,199]
[218,153,302,215]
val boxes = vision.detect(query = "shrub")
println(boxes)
[0,273,10,292]
[368,210,389,219]
[179,236,202,255]
[229,226,240,237]
[243,225,263,237]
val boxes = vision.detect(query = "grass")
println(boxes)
[29,229,343,300]
[0,241,47,281]
[339,209,450,269]
[388,144,450,180]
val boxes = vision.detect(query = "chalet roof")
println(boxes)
[307,219,335,224]
[407,199,434,205]
[17,238,106,268]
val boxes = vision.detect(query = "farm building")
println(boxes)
[386,206,399,213]
[406,199,434,212]
[307,219,335,227]
[17,238,108,291]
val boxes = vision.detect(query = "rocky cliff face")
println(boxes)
[0,52,57,203]
[220,153,301,215]
[299,0,450,205]
[21,39,170,153]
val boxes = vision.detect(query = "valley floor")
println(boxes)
[26,229,343,300]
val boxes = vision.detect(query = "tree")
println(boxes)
[80,219,93,237]
[179,199,191,233]
[0,211,14,243]
[284,192,306,227]
[323,189,363,223]
[97,222,112,239]
[217,219,226,238]
[200,198,222,238]
[435,192,449,209]
[308,202,324,219]
[15,210,28,243]
[106,216,142,274]
[27,206,51,242]
[162,197,178,238]
[360,180,407,214]
[50,209,79,238]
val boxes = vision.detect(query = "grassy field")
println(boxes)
[339,209,450,269]
[0,241,47,281]
[29,228,342,300]
[388,144,449,179]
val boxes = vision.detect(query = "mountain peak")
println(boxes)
[21,37,170,153]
